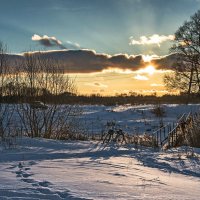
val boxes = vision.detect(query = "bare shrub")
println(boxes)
[128,133,156,147]
[15,52,82,139]
[184,124,200,148]
[151,104,166,127]
[0,42,16,141]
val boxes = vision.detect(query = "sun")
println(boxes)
[144,65,155,75]
[137,65,156,75]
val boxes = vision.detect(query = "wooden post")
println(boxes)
[160,128,162,146]
[169,125,171,147]
[171,130,174,147]
[163,126,166,140]
[157,131,159,147]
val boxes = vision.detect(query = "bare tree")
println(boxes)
[164,10,200,102]
[16,51,81,139]
[0,42,15,140]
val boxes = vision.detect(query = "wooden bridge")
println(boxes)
[152,112,195,149]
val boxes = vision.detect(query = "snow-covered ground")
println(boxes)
[4,103,200,136]
[1,104,200,200]
[0,137,200,200]
[80,104,200,134]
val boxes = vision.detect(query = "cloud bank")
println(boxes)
[6,49,177,73]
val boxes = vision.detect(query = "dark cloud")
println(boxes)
[28,50,145,73]
[151,53,179,70]
[109,54,143,69]
[6,49,177,73]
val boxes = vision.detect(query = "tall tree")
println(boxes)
[164,10,200,101]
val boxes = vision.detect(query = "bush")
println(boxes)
[151,104,166,118]
[185,125,200,148]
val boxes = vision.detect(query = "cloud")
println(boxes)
[134,75,149,81]
[85,82,108,88]
[20,49,145,73]
[142,54,159,62]
[32,34,81,50]
[151,53,179,70]
[47,6,91,12]
[6,49,177,73]
[32,34,66,49]
[66,41,80,49]
[129,34,174,47]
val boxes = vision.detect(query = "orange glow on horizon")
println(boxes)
[67,66,174,96]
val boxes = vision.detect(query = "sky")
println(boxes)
[1,0,200,95]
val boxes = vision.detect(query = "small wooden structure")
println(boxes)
[152,112,194,149]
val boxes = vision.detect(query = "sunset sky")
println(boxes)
[1,0,199,95]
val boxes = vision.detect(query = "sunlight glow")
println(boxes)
[134,74,149,81]
[145,65,156,75]
[101,68,133,74]
[138,65,156,75]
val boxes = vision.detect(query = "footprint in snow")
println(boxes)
[6,165,17,169]
[39,180,51,187]
[15,170,22,175]
[10,162,54,194]
[22,172,33,178]
[28,161,37,166]
[112,172,126,177]
[15,168,33,178]
[18,162,23,169]
[12,162,34,181]
[21,178,35,183]
[15,170,23,178]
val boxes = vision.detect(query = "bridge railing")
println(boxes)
[152,113,187,148]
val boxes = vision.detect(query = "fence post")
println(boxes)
[169,125,172,147]
[159,128,162,146]
[156,131,159,147]
[163,126,166,140]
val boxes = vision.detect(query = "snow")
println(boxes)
[4,103,200,136]
[79,104,200,135]
[0,104,200,199]
[0,138,200,199]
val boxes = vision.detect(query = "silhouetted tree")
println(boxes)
[0,42,15,139]
[16,51,80,138]
[164,10,200,102]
